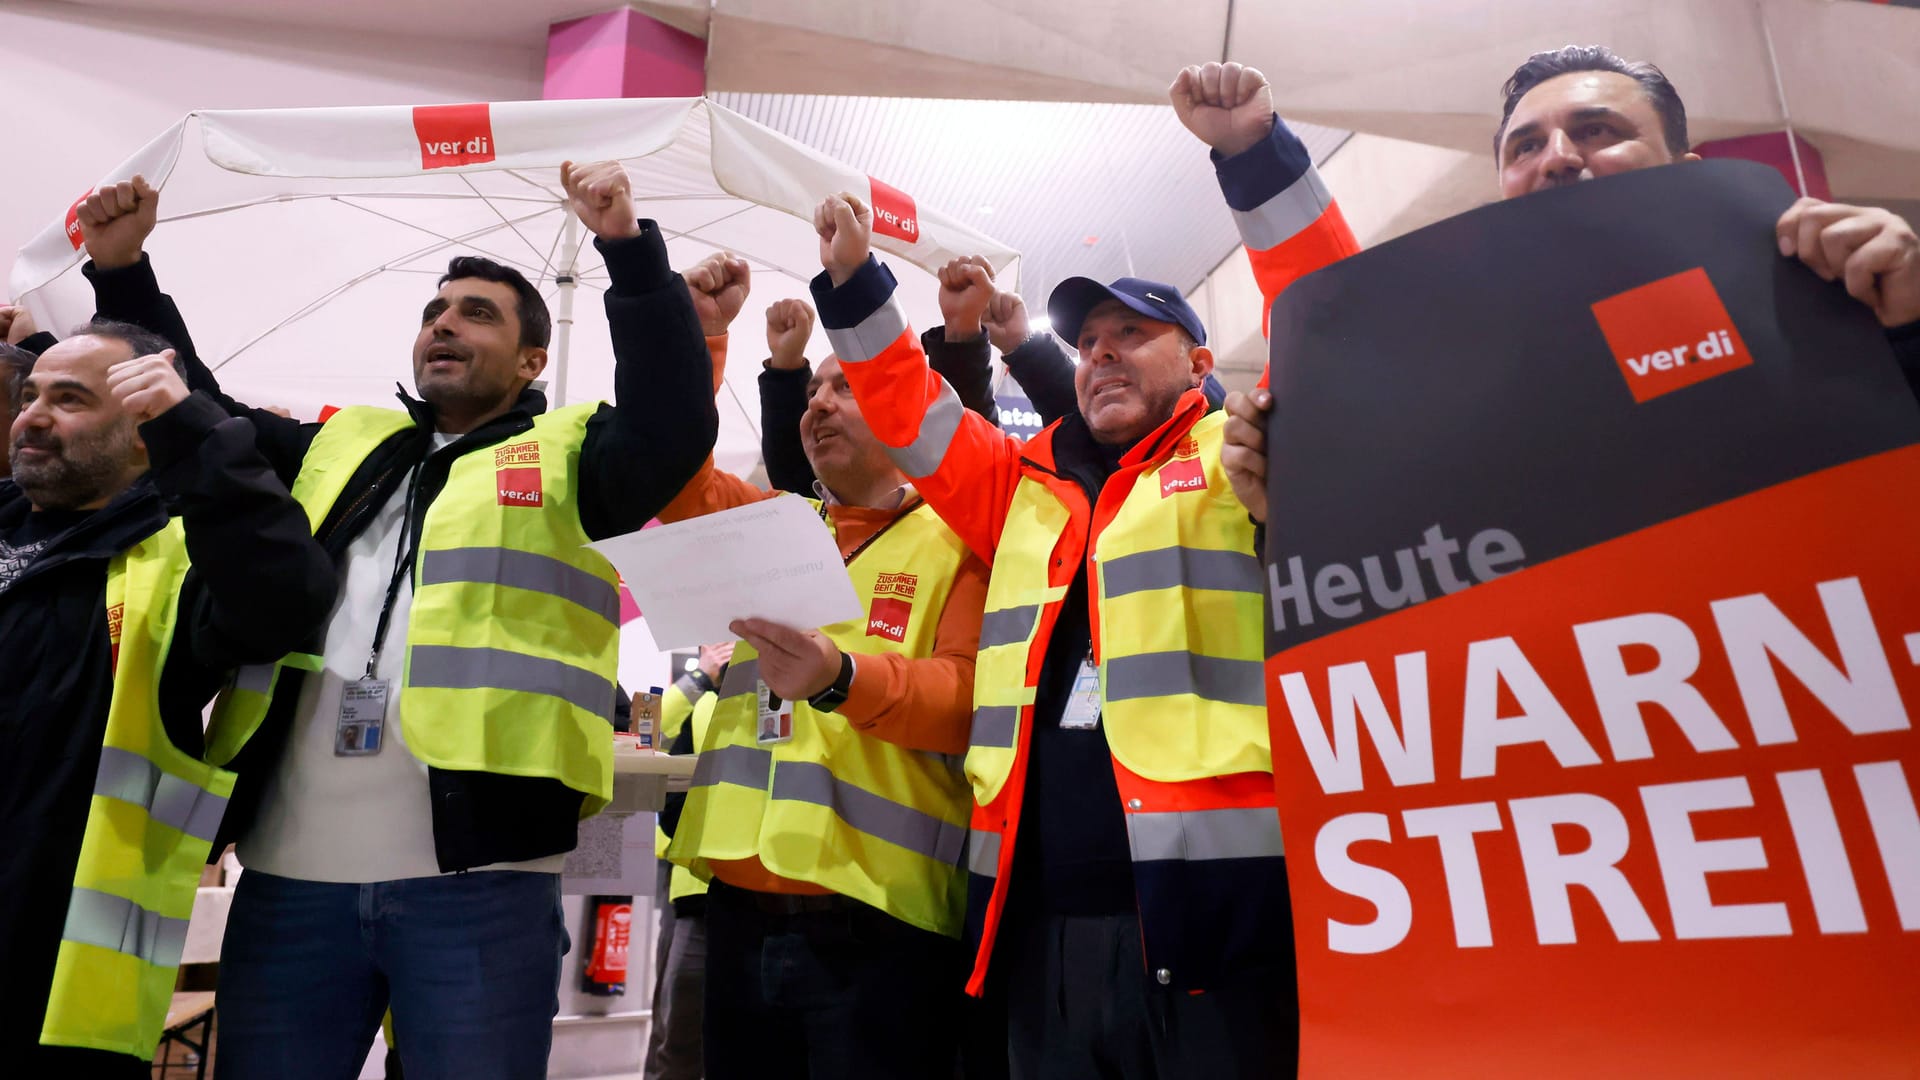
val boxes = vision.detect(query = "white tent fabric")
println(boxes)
[1231,0,1920,200]
[9,97,1021,476]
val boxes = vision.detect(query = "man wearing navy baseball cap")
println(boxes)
[1042,274,1216,445]
[809,136,1300,1072]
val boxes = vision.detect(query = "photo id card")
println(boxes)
[335,679,388,756]
[1060,658,1102,730]
[757,680,794,745]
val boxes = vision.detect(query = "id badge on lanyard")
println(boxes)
[757,680,795,745]
[1060,652,1102,730]
[335,679,389,755]
[338,463,420,758]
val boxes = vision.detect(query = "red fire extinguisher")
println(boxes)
[582,895,633,996]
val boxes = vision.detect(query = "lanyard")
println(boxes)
[364,463,425,680]
[820,495,922,568]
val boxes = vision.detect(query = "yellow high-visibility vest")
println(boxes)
[208,404,621,814]
[656,684,715,903]
[961,409,1285,993]
[668,501,973,936]
[40,521,238,1057]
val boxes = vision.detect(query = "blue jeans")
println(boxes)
[215,869,569,1080]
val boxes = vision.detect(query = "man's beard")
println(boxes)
[10,422,136,510]
[417,365,513,420]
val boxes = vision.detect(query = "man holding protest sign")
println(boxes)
[1214,48,1920,520]
[1204,46,1920,1077]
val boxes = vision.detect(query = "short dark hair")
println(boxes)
[439,256,551,350]
[77,319,186,380]
[1496,45,1689,157]
[1,342,34,413]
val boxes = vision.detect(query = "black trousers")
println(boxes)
[1003,911,1298,1080]
[703,880,965,1080]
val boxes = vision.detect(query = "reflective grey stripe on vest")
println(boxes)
[968,705,1019,750]
[63,886,190,970]
[1102,546,1263,599]
[420,547,620,625]
[93,745,227,843]
[689,744,774,789]
[771,760,966,866]
[232,663,276,696]
[408,645,615,722]
[825,295,911,365]
[1104,651,1264,707]
[978,604,1040,650]
[967,828,1001,879]
[1127,806,1285,863]
[888,379,966,479]
[1232,167,1333,252]
[718,659,761,699]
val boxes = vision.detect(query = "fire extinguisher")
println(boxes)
[582,895,633,996]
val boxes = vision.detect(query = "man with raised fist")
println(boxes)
[809,171,1311,1072]
[1,322,333,1076]
[1202,50,1920,524]
[652,264,989,1079]
[76,161,719,1077]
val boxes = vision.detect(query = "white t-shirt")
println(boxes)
[239,433,568,882]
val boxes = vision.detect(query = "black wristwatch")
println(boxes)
[807,652,856,713]
[683,668,716,697]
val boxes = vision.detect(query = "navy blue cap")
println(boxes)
[1047,276,1207,350]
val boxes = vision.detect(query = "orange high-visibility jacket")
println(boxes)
[813,115,1359,994]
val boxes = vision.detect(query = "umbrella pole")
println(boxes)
[1756,2,1809,197]
[552,212,584,405]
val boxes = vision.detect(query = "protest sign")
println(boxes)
[1263,160,1920,1077]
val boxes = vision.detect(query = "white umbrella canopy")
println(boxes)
[1230,0,1920,200]
[9,97,1020,476]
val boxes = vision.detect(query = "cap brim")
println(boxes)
[1050,277,1190,347]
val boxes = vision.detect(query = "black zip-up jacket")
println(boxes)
[758,326,1023,495]
[0,394,335,1075]
[86,221,719,872]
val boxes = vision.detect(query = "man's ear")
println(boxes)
[519,346,549,382]
[1189,344,1216,381]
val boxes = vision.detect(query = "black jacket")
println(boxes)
[86,221,719,872]
[0,394,336,1072]
[758,327,1024,495]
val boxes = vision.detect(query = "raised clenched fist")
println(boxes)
[682,253,751,337]
[765,298,815,371]
[814,193,873,286]
[1170,62,1276,158]
[107,350,189,425]
[983,290,1032,355]
[938,256,995,341]
[0,303,39,346]
[78,175,160,271]
[561,160,642,241]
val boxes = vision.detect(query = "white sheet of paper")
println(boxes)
[592,494,862,651]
